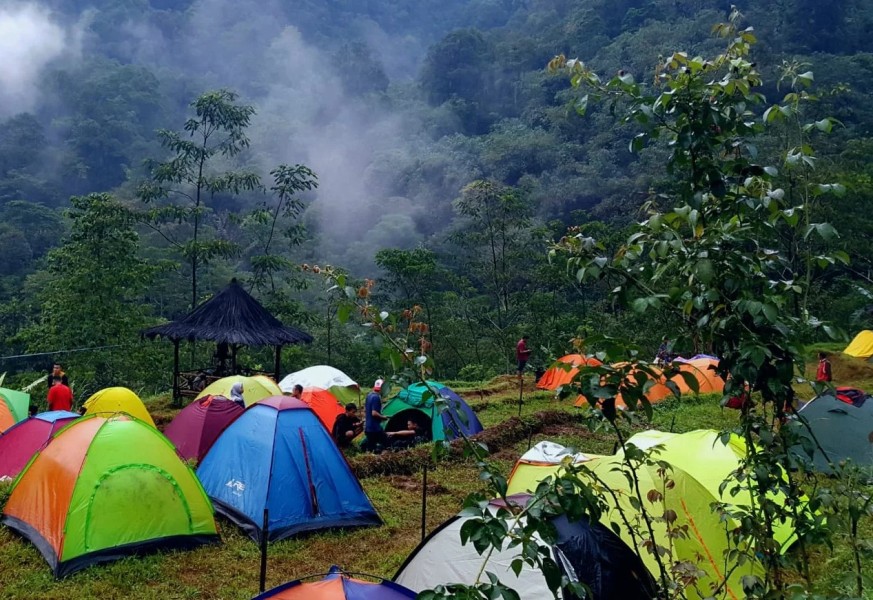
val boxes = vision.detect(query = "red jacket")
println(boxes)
[47,384,74,412]
[516,339,531,361]
[816,359,832,383]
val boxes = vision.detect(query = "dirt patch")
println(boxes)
[384,475,450,495]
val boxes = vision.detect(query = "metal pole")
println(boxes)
[259,509,269,592]
[421,462,428,542]
[274,345,282,382]
[517,374,524,418]
[172,339,180,407]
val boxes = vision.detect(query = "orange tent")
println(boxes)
[537,354,603,390]
[0,398,15,433]
[300,388,345,431]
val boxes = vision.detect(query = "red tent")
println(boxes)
[0,411,79,479]
[164,395,244,463]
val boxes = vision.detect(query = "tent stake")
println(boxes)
[669,415,677,432]
[421,462,428,542]
[259,509,269,592]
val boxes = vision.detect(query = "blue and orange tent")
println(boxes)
[254,566,415,599]
[197,396,381,543]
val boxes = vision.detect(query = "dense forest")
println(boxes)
[2,0,872,396]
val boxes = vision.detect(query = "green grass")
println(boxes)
[2,369,872,599]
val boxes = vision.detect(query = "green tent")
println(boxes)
[789,394,873,475]
[381,381,483,442]
[0,387,30,422]
[624,429,800,552]
[2,414,218,577]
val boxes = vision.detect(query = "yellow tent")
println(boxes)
[82,387,155,427]
[195,375,281,407]
[844,330,873,359]
[507,442,763,600]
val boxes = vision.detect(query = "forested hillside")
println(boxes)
[2,0,872,393]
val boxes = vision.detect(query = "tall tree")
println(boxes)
[138,90,261,310]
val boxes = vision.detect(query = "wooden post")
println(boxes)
[172,339,180,407]
[259,509,269,592]
[274,346,282,382]
[231,344,238,374]
[517,373,524,418]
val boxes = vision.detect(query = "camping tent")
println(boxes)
[382,382,483,442]
[0,396,16,433]
[789,394,873,475]
[197,396,380,542]
[623,429,797,551]
[279,365,360,404]
[299,388,345,431]
[164,395,244,463]
[195,375,281,407]
[394,496,656,599]
[255,566,416,599]
[0,411,79,479]
[537,354,603,391]
[507,441,593,493]
[2,414,218,577]
[844,330,873,359]
[0,387,30,422]
[82,387,155,427]
[506,442,763,599]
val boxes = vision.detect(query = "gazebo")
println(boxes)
[143,279,313,403]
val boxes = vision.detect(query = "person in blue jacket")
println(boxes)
[364,379,388,452]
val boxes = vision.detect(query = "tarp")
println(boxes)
[0,411,79,479]
[299,388,345,431]
[506,443,763,599]
[789,394,873,475]
[536,354,603,391]
[844,330,873,359]
[624,429,798,551]
[195,375,281,407]
[0,387,30,422]
[279,366,360,404]
[82,387,155,427]
[1,414,218,577]
[164,395,244,463]
[382,382,483,442]
[197,396,380,542]
[394,496,656,599]
[255,566,416,599]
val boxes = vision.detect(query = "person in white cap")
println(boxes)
[364,378,389,452]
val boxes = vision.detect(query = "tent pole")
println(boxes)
[172,339,180,407]
[259,509,269,592]
[421,462,428,542]
[274,346,282,382]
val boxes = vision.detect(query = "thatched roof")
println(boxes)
[142,279,313,346]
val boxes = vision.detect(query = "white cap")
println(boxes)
[373,378,384,391]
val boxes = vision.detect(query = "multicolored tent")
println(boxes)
[844,330,873,359]
[299,388,345,431]
[0,411,79,479]
[197,396,380,542]
[507,442,763,599]
[0,395,16,433]
[256,566,416,599]
[382,382,483,442]
[624,429,798,551]
[0,387,30,422]
[82,387,155,427]
[195,375,281,407]
[279,365,360,405]
[789,394,873,475]
[2,414,218,577]
[537,354,603,390]
[394,495,656,599]
[164,395,244,463]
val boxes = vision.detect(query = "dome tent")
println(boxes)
[0,411,79,479]
[2,414,218,577]
[82,387,155,427]
[164,395,244,463]
[537,354,603,391]
[394,496,656,599]
[279,365,360,404]
[382,381,483,442]
[299,387,345,431]
[0,386,30,423]
[195,375,281,407]
[255,566,416,599]
[788,393,873,475]
[0,395,16,433]
[197,396,380,543]
[844,330,873,359]
[507,442,763,599]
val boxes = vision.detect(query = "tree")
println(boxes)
[138,89,261,310]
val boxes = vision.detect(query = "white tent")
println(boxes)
[278,365,359,402]
[518,440,590,465]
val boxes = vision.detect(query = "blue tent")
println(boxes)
[384,382,484,442]
[197,396,381,542]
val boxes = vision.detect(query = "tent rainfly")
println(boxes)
[142,279,313,403]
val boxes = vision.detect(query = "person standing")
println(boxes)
[332,403,363,448]
[364,379,388,452]
[46,376,74,412]
[816,352,833,383]
[48,362,69,386]
[516,335,532,374]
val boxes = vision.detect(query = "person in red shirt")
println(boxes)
[816,352,832,383]
[46,376,74,412]
[516,335,532,374]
